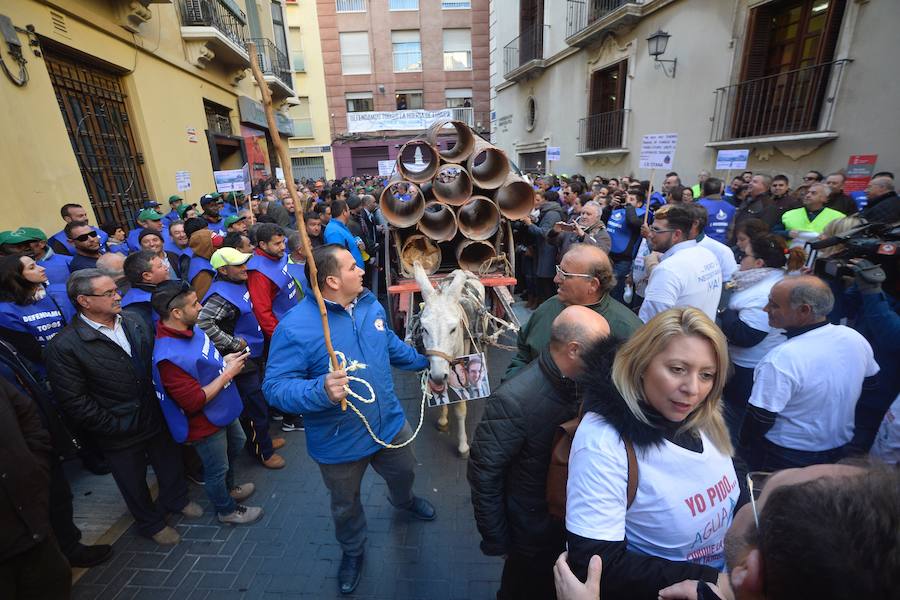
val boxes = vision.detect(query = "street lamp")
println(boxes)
[647,29,677,78]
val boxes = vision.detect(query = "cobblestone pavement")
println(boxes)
[72,346,515,600]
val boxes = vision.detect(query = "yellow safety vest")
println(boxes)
[781,206,845,234]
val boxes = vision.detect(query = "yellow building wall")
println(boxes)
[0,0,292,234]
[285,0,335,180]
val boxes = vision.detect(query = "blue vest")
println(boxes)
[127,227,169,253]
[188,256,214,285]
[51,227,108,255]
[286,260,311,300]
[39,253,73,316]
[121,287,159,325]
[698,199,736,244]
[0,296,67,374]
[107,241,130,255]
[163,209,180,226]
[151,326,243,443]
[247,253,298,320]
[606,207,645,255]
[164,240,193,259]
[202,280,265,358]
[206,218,226,237]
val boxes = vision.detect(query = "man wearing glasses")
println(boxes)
[45,269,197,546]
[66,221,104,273]
[638,204,722,323]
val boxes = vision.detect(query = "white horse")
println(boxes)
[413,262,486,458]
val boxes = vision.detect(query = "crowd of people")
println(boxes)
[0,165,897,599]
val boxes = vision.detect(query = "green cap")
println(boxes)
[12,227,47,242]
[137,209,164,221]
[224,215,246,227]
[176,203,197,217]
[0,231,12,245]
[210,247,252,270]
[168,194,183,203]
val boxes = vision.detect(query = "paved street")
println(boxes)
[71,344,516,600]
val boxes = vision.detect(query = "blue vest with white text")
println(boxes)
[286,260,311,300]
[606,206,645,255]
[202,280,265,358]
[698,198,736,244]
[151,326,243,443]
[247,253,298,320]
[0,296,67,374]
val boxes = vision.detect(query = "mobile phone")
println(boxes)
[241,346,251,355]
[556,221,576,231]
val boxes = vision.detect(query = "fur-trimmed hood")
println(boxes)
[576,335,669,449]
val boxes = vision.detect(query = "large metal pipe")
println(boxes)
[380,177,425,228]
[494,173,536,220]
[426,119,476,163]
[456,238,498,273]
[466,139,510,190]
[417,201,459,242]
[431,164,473,206]
[396,140,440,183]
[457,195,500,241]
[400,234,442,276]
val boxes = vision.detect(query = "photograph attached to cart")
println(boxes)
[426,352,490,407]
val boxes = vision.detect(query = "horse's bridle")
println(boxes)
[424,349,455,363]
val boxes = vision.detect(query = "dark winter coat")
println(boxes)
[44,312,163,451]
[0,377,53,562]
[528,201,567,278]
[468,349,580,557]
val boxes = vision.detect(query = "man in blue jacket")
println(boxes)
[263,244,436,595]
[323,200,365,269]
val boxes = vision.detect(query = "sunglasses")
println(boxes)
[74,231,99,242]
[555,265,595,280]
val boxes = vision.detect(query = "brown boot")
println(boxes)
[262,453,285,469]
[271,437,286,450]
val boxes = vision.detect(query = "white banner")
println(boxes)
[175,170,191,191]
[639,133,678,170]
[347,109,454,133]
[715,149,750,170]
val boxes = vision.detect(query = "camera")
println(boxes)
[810,221,899,288]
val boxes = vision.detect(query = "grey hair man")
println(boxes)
[96,251,130,294]
[859,175,899,223]
[45,269,198,546]
[741,276,879,471]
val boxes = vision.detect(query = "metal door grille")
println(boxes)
[45,51,149,226]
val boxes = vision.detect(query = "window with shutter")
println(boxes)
[443,29,472,70]
[392,30,422,72]
[340,32,371,75]
[733,0,847,138]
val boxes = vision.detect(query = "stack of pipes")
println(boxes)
[380,120,535,275]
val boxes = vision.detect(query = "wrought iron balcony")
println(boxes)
[503,23,546,81]
[578,109,629,153]
[252,38,295,99]
[565,0,642,47]
[709,60,850,144]
[178,0,250,67]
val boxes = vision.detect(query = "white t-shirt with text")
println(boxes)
[639,240,722,322]
[566,413,739,570]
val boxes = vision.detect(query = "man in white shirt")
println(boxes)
[638,204,722,322]
[742,276,879,471]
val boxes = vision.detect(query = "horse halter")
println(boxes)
[424,348,455,363]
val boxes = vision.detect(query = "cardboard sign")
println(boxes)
[275,167,285,182]
[175,170,191,191]
[427,352,490,407]
[546,146,561,162]
[844,154,878,193]
[378,160,396,177]
[715,149,749,170]
[639,133,678,169]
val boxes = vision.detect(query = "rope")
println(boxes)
[332,350,428,449]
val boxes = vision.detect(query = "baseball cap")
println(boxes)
[224,215,246,227]
[0,231,13,245]
[137,209,164,221]
[168,195,184,204]
[143,200,161,209]
[200,193,223,205]
[150,280,192,317]
[210,247,252,270]
[11,227,47,243]
[176,203,197,217]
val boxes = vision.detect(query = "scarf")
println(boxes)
[731,267,782,291]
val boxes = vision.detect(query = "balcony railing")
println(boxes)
[450,107,474,126]
[709,60,850,142]
[578,109,628,152]
[179,0,248,48]
[442,0,471,7]
[389,0,418,9]
[565,0,641,46]
[253,38,293,92]
[336,0,366,12]
[503,23,545,79]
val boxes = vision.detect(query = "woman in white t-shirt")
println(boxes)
[565,308,747,600]
[718,234,805,443]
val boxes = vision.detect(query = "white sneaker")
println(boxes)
[218,505,263,525]
[229,483,256,502]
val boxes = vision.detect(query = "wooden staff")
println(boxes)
[644,169,656,226]
[247,42,344,410]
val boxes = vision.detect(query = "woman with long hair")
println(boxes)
[565,308,746,599]
[0,254,70,373]
[719,234,804,442]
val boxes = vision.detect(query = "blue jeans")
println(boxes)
[191,420,246,515]
[611,259,632,302]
